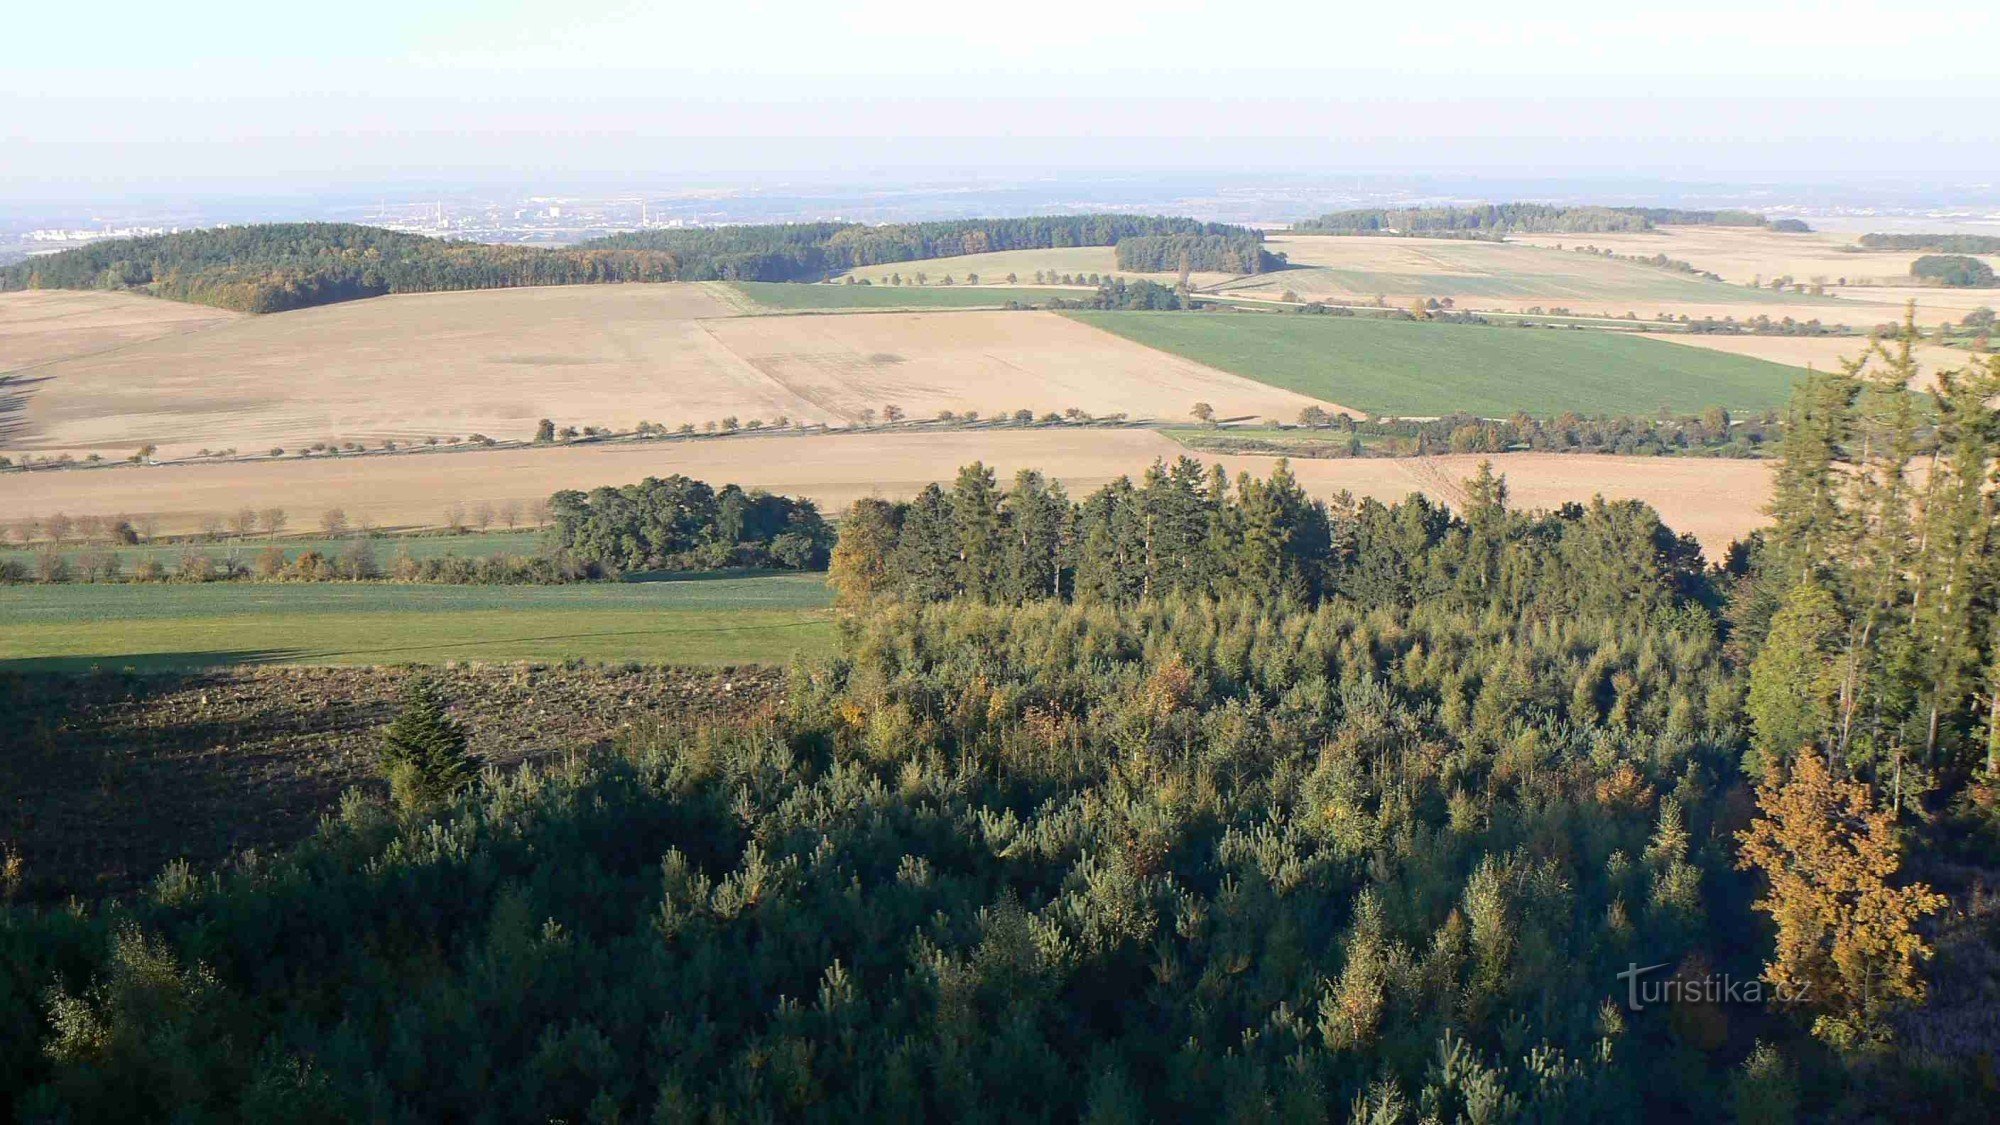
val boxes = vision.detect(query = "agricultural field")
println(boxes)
[832,245,1237,289]
[1226,234,1835,314]
[0,572,835,672]
[1506,224,2000,290]
[1651,332,1977,391]
[0,288,239,371]
[733,282,1056,310]
[2,662,787,896]
[3,429,1197,538]
[3,428,1770,556]
[0,286,1329,461]
[1068,310,1806,417]
[0,529,543,567]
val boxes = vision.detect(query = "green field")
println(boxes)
[0,530,543,568]
[732,282,1062,311]
[0,573,834,672]
[1068,311,1807,417]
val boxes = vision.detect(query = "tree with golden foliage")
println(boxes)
[826,498,900,612]
[1735,751,1946,1047]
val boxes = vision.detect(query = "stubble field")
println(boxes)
[1,285,1335,460]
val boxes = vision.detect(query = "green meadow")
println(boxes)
[0,573,834,672]
[1068,310,1807,417]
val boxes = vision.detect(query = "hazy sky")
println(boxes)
[6,0,1998,198]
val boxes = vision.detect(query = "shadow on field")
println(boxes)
[619,566,806,583]
[0,664,783,903]
[0,649,300,675]
[0,372,49,446]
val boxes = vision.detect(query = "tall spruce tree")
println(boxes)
[379,676,475,812]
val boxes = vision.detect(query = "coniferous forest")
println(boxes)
[2,330,1998,1122]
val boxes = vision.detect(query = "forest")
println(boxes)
[1858,233,2000,254]
[0,224,684,313]
[0,327,1995,1120]
[547,475,834,574]
[1293,204,1792,236]
[0,215,1266,312]
[579,215,1262,282]
[1114,233,1278,275]
[1911,254,1997,288]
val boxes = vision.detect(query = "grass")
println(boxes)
[0,530,543,568]
[732,282,1058,310]
[0,573,835,671]
[1067,311,1808,417]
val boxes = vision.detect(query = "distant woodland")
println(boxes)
[0,224,685,313]
[0,215,1266,313]
[1861,233,2000,254]
[580,215,1261,281]
[1295,203,1800,236]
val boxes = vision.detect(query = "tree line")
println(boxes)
[1294,203,1798,236]
[577,214,1264,282]
[1859,233,2000,254]
[829,457,1708,615]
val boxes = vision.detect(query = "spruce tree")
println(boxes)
[380,676,474,811]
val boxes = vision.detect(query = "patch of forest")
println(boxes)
[578,214,1262,282]
[0,215,1266,313]
[1295,203,1800,236]
[1858,233,2000,254]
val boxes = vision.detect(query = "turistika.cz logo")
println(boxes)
[1616,962,1810,1012]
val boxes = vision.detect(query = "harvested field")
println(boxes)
[2,429,1770,556]
[1651,333,1978,392]
[5,286,1335,459]
[734,282,1056,310]
[0,663,785,898]
[1229,235,1829,312]
[1507,225,2000,290]
[696,310,1335,423]
[1243,229,1994,328]
[1,429,1199,536]
[0,289,239,372]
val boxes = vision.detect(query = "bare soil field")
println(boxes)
[4,429,1770,556]
[4,285,1334,459]
[0,289,239,372]
[0,663,783,899]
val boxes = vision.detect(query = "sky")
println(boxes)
[5,0,1998,199]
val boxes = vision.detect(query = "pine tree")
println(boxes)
[379,676,475,812]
